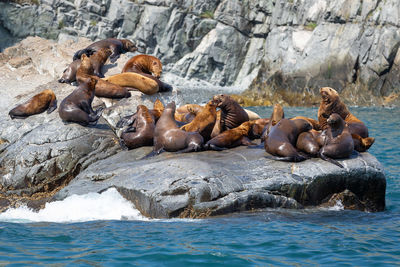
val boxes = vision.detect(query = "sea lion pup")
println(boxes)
[210,94,249,138]
[102,73,159,95]
[58,59,81,84]
[116,99,164,128]
[73,38,137,63]
[319,113,354,168]
[77,54,131,99]
[205,121,257,151]
[318,87,374,151]
[260,103,285,142]
[9,89,57,119]
[120,105,155,150]
[151,101,204,155]
[180,100,218,141]
[264,118,312,162]
[58,76,103,126]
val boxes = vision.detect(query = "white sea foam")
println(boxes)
[0,188,149,223]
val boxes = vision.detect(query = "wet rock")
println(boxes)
[53,146,386,218]
[320,189,368,211]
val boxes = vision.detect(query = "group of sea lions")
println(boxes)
[8,38,375,167]
[9,38,172,125]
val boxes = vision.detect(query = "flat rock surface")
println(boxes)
[54,145,386,218]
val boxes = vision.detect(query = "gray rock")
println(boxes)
[54,146,386,218]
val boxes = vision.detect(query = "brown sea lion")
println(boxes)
[90,48,112,78]
[116,99,164,129]
[77,54,131,99]
[152,101,204,154]
[58,59,80,84]
[261,103,285,142]
[319,113,354,168]
[211,94,249,138]
[175,104,203,123]
[120,105,155,150]
[205,121,256,151]
[102,73,159,95]
[318,87,374,151]
[291,116,320,131]
[122,54,172,92]
[9,89,57,119]
[58,76,103,126]
[73,38,137,63]
[296,131,320,156]
[248,118,270,139]
[180,100,218,141]
[264,118,312,162]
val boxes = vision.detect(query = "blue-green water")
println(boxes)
[1,107,399,266]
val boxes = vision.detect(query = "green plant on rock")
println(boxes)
[58,20,64,29]
[305,22,317,31]
[90,20,97,27]
[200,10,214,19]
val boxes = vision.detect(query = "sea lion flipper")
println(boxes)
[318,152,344,168]
[47,99,57,114]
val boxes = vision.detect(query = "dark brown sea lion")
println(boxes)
[9,89,57,119]
[116,99,165,129]
[264,118,312,162]
[211,94,249,138]
[180,100,218,141]
[121,54,172,92]
[58,76,103,126]
[261,103,285,142]
[318,87,374,151]
[152,101,204,154]
[205,121,256,151]
[120,105,155,149]
[58,59,80,84]
[296,131,320,156]
[73,38,137,63]
[319,113,354,168]
[77,54,131,99]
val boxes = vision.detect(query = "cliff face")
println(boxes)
[1,0,400,106]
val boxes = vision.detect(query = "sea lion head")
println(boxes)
[122,39,138,53]
[320,87,339,105]
[327,113,344,128]
[271,103,284,125]
[211,94,229,107]
[149,56,163,78]
[293,119,313,133]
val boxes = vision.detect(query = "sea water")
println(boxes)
[0,107,399,266]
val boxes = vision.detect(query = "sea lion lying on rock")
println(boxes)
[120,105,155,150]
[318,113,354,168]
[9,89,57,119]
[151,101,204,155]
[73,38,137,63]
[58,59,81,84]
[264,118,312,162]
[58,76,103,126]
[116,99,164,129]
[102,73,159,95]
[318,87,374,152]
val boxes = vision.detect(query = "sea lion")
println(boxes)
[175,104,203,123]
[116,99,164,129]
[180,100,217,141]
[102,73,159,95]
[77,54,131,99]
[58,76,103,126]
[319,113,354,168]
[120,105,155,149]
[90,47,112,78]
[296,131,320,156]
[318,87,374,151]
[264,118,312,162]
[211,94,249,138]
[261,103,285,142]
[58,59,80,84]
[248,118,270,139]
[73,38,137,63]
[291,116,320,131]
[9,89,57,119]
[152,101,204,154]
[122,54,172,92]
[205,121,256,151]
[245,109,261,121]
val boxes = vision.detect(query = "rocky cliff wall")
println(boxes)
[1,0,400,106]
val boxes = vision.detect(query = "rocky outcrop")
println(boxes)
[1,0,400,106]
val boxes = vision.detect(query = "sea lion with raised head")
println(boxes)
[180,100,218,141]
[73,38,137,63]
[58,76,103,126]
[318,87,374,151]
[120,105,155,150]
[205,121,256,151]
[261,103,285,142]
[264,118,312,162]
[9,89,57,119]
[152,101,204,155]
[319,113,354,168]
